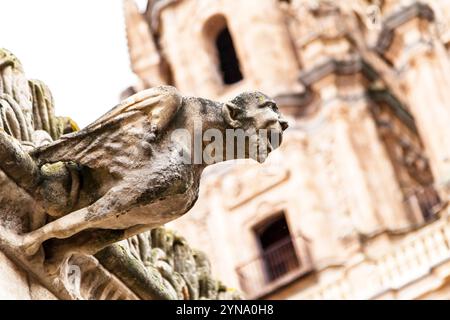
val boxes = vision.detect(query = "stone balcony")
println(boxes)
[297,207,450,300]
[236,234,313,299]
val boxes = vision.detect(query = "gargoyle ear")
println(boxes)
[222,102,243,128]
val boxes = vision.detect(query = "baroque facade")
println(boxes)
[124,0,450,299]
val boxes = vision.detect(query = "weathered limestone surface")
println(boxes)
[0,251,31,299]
[0,47,286,299]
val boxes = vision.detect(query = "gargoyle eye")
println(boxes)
[260,101,277,111]
[269,102,279,112]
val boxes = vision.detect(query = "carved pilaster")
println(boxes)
[376,2,450,197]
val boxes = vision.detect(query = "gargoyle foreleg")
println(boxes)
[20,206,94,256]
[21,183,156,255]
[19,183,149,256]
[33,225,158,276]
[43,224,158,264]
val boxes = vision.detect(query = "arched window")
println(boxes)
[215,26,243,84]
[204,15,243,85]
[254,212,299,282]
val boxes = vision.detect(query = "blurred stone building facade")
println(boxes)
[123,0,450,299]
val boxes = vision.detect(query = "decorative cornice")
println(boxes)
[291,56,379,112]
[375,2,435,55]
[299,56,378,87]
[293,56,417,135]
[274,91,314,109]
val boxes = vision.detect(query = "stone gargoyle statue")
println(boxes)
[0,64,288,266]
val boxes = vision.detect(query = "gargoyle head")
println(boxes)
[222,92,289,163]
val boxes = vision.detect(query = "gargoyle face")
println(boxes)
[222,92,289,163]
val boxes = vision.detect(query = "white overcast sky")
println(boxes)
[0,0,143,128]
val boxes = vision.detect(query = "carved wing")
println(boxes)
[31,85,183,169]
[92,85,181,129]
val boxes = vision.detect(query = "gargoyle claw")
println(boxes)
[19,235,42,256]
[144,132,157,143]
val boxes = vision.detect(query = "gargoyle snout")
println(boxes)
[279,118,289,131]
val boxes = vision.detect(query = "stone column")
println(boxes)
[328,99,408,233]
[299,61,410,234]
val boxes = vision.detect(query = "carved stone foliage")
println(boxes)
[96,227,242,300]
